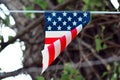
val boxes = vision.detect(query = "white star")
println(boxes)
[57,26,62,30]
[73,21,77,26]
[68,17,72,21]
[48,26,52,30]
[53,21,57,25]
[63,12,67,16]
[73,12,77,16]
[52,12,56,16]
[47,17,51,21]
[78,17,82,21]
[57,17,62,21]
[63,21,67,25]
[67,26,71,30]
[83,12,87,17]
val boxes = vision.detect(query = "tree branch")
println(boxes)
[77,37,107,67]
[46,0,56,9]
[0,56,120,79]
[0,0,74,52]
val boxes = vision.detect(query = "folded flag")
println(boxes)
[41,11,90,73]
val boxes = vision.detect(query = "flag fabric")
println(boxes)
[41,11,90,73]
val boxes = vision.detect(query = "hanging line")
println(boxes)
[0,10,120,14]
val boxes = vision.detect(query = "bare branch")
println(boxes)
[77,37,107,67]
[76,38,101,79]
[46,0,56,9]
[0,0,74,52]
[0,56,120,79]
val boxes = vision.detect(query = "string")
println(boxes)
[0,10,120,14]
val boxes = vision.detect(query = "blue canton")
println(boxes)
[45,11,90,31]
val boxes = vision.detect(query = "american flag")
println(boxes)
[41,11,90,73]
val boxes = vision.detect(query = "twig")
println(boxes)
[0,56,120,79]
[0,0,74,52]
[76,38,101,79]
[77,37,107,67]
[46,0,55,9]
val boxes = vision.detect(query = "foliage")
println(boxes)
[24,6,35,19]
[0,15,10,27]
[83,0,108,10]
[24,0,48,18]
[0,11,10,43]
[0,8,15,50]
[37,63,84,80]
[8,35,14,41]
[57,0,64,4]
[61,63,84,80]
[110,62,120,80]
[33,0,47,9]
[0,35,4,43]
[37,76,45,80]
[102,62,120,80]
[95,26,108,52]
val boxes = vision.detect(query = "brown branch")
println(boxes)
[77,37,107,67]
[46,0,56,9]
[76,38,101,79]
[84,16,120,30]
[1,56,120,79]
[0,67,41,79]
[0,0,74,52]
[0,68,23,79]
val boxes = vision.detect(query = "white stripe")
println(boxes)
[53,40,61,59]
[41,48,49,73]
[46,31,69,38]
[65,31,72,46]
[64,24,82,47]
[76,24,82,34]
[44,44,50,48]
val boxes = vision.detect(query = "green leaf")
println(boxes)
[61,63,85,80]
[102,26,105,32]
[75,74,85,80]
[0,35,4,42]
[95,38,102,52]
[118,66,120,74]
[82,0,107,10]
[102,72,108,78]
[8,36,14,40]
[24,6,35,18]
[33,0,47,9]
[4,16,10,26]
[111,73,117,80]
[37,76,45,80]
[103,44,107,49]
[57,0,64,4]
[113,62,118,73]
[24,6,33,10]
[33,0,40,4]
[107,64,111,71]
[64,63,71,72]
[61,74,69,80]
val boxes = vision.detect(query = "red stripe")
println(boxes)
[60,36,66,52]
[71,28,77,40]
[48,43,55,66]
[45,38,60,44]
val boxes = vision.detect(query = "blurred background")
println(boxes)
[0,0,120,80]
